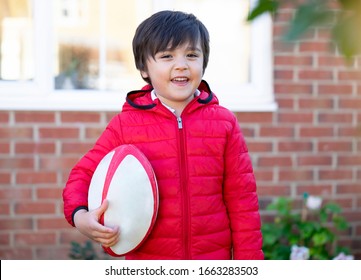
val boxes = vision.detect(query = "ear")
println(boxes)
[141,70,149,79]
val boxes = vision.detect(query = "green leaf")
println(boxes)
[332,11,361,60]
[312,230,333,246]
[333,214,349,230]
[247,0,279,21]
[284,2,334,41]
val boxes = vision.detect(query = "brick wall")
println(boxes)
[0,6,360,259]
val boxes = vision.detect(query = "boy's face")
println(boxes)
[141,41,204,112]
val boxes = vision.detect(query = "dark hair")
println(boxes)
[132,10,210,84]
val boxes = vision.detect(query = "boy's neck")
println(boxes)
[151,90,200,117]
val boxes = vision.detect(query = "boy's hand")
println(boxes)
[74,200,120,247]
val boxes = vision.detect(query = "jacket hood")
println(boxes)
[123,80,218,111]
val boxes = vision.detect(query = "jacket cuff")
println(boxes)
[71,206,88,226]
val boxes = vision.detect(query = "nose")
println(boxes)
[174,56,188,70]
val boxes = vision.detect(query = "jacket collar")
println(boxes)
[125,80,216,111]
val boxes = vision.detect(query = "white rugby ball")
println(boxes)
[88,144,158,257]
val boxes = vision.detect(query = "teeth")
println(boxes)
[173,77,188,82]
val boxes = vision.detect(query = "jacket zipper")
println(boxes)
[176,116,191,259]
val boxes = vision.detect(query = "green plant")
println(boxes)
[247,0,361,60]
[262,194,351,260]
[68,240,109,260]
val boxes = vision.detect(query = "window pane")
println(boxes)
[171,0,251,85]
[54,0,144,91]
[0,0,34,81]
[54,0,99,90]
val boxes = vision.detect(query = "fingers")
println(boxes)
[91,224,120,247]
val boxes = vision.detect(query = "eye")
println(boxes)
[157,52,172,59]
[187,52,200,58]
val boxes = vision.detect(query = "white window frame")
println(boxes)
[0,0,276,112]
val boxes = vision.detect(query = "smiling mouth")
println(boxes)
[171,77,189,83]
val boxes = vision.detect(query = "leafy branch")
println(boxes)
[247,0,361,60]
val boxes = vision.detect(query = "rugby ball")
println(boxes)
[88,144,158,257]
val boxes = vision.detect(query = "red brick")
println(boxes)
[318,141,353,152]
[299,127,334,137]
[278,141,313,152]
[296,184,333,196]
[16,171,57,184]
[257,185,291,196]
[36,247,72,260]
[326,197,354,210]
[278,112,313,123]
[15,142,56,154]
[0,172,11,184]
[274,55,313,66]
[274,10,294,23]
[260,126,294,137]
[318,112,354,124]
[247,141,273,153]
[15,232,56,245]
[356,225,361,235]
[258,156,293,167]
[15,112,55,123]
[85,127,104,139]
[39,127,79,139]
[37,218,72,230]
[0,127,33,139]
[279,169,314,181]
[36,187,63,199]
[318,55,350,67]
[275,70,294,80]
[15,202,56,215]
[241,127,256,138]
[0,142,10,154]
[0,218,33,230]
[60,112,101,123]
[0,233,10,245]
[336,184,361,195]
[298,97,334,109]
[39,156,79,170]
[338,70,361,81]
[0,158,34,170]
[319,169,354,180]
[299,41,333,53]
[0,249,33,260]
[273,41,297,53]
[234,112,273,123]
[339,98,361,109]
[298,70,333,80]
[0,203,10,215]
[276,97,295,109]
[254,170,274,182]
[275,83,313,94]
[338,155,361,166]
[318,84,353,95]
[0,188,32,200]
[338,126,361,137]
[273,24,288,38]
[0,112,9,123]
[297,155,333,166]
[61,142,93,154]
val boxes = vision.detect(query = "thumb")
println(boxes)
[95,199,109,218]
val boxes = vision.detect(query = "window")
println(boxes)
[0,0,276,111]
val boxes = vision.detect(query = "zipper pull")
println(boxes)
[177,117,183,129]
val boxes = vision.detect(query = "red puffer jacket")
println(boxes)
[63,80,264,260]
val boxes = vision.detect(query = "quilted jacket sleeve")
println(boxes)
[62,115,123,226]
[223,114,264,260]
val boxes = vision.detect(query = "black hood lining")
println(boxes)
[126,80,214,110]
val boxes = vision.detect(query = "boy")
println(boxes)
[63,10,264,260]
